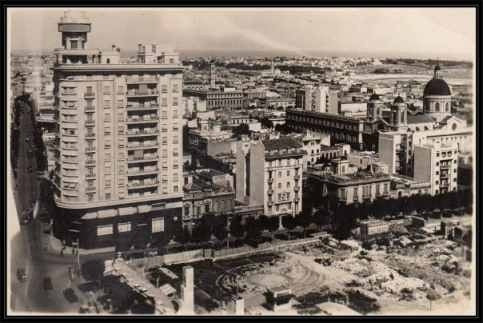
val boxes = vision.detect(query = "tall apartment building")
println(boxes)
[295,85,337,114]
[414,142,458,195]
[236,137,304,218]
[51,11,184,250]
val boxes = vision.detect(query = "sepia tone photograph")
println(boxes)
[5,6,477,316]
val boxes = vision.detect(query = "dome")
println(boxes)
[423,78,451,96]
[369,94,380,101]
[393,96,404,104]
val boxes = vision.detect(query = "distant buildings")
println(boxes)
[286,109,379,151]
[183,88,245,110]
[295,85,339,114]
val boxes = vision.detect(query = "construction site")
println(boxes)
[93,214,473,315]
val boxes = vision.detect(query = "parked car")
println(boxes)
[63,288,79,303]
[16,268,27,282]
[20,208,33,225]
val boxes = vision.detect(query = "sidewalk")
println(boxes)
[41,227,115,257]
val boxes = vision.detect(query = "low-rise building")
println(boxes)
[182,169,235,227]
[306,170,391,205]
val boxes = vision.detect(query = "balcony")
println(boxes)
[85,119,95,126]
[268,188,274,195]
[127,155,158,163]
[61,91,77,97]
[127,168,159,176]
[85,105,95,112]
[85,147,96,153]
[86,132,96,138]
[294,185,300,192]
[127,104,159,111]
[294,197,300,203]
[294,174,301,181]
[86,173,96,179]
[127,129,159,137]
[268,177,273,184]
[86,158,96,165]
[85,186,96,192]
[127,89,159,98]
[84,92,95,99]
[127,116,158,124]
[127,180,159,189]
[127,141,158,150]
[126,77,158,84]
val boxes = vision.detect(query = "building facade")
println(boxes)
[306,170,392,206]
[286,109,379,151]
[51,11,184,249]
[236,137,304,217]
[183,88,245,110]
[413,142,458,195]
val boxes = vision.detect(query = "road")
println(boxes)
[9,97,81,314]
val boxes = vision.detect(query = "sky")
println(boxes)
[8,7,476,60]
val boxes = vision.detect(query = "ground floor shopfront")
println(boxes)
[53,198,182,250]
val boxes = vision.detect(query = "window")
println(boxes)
[173,97,179,106]
[162,98,168,107]
[97,224,113,236]
[286,182,291,188]
[173,185,178,192]
[105,193,111,200]
[152,217,164,233]
[118,85,124,93]
[339,188,347,200]
[118,222,131,233]
[161,85,168,93]
[286,170,290,177]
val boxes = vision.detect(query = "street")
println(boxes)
[9,97,81,314]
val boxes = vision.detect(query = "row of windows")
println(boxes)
[96,218,165,236]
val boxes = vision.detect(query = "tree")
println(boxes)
[81,259,105,282]
[245,217,262,239]
[260,117,274,129]
[282,215,297,230]
[274,123,292,134]
[229,214,245,238]
[232,123,250,139]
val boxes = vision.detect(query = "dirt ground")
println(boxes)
[177,232,472,315]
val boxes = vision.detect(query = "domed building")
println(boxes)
[423,65,452,122]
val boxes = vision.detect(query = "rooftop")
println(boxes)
[263,136,302,152]
[407,114,435,124]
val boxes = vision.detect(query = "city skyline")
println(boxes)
[9,8,475,60]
